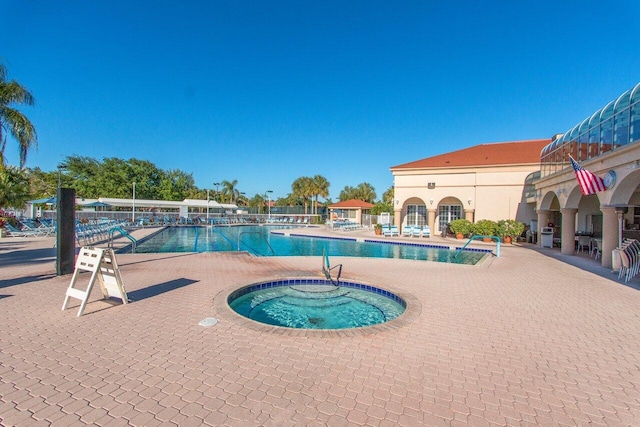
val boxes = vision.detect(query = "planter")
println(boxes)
[374,228,382,236]
[503,236,512,244]
[482,237,492,243]
[456,233,464,239]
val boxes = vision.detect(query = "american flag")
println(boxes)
[570,156,606,195]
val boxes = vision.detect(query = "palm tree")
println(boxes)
[0,165,31,208]
[220,179,239,204]
[249,193,265,214]
[291,176,314,214]
[311,175,329,215]
[0,61,37,168]
[355,182,376,203]
[338,182,376,203]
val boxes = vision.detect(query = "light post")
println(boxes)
[266,190,273,220]
[206,189,210,223]
[132,181,136,222]
[213,182,220,202]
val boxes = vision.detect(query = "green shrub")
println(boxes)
[472,219,498,236]
[449,218,472,236]
[497,219,525,239]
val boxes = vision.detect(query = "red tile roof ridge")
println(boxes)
[391,138,551,170]
[329,199,375,209]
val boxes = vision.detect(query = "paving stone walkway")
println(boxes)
[1,231,640,426]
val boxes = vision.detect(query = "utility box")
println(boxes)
[540,226,554,248]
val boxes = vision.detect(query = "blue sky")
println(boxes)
[2,0,639,201]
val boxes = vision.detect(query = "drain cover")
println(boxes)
[198,317,219,327]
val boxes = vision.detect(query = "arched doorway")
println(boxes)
[436,197,463,235]
[403,197,428,228]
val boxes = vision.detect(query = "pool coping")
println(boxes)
[214,276,422,337]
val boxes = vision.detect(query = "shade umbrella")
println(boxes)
[29,197,56,205]
[83,201,111,212]
[83,201,111,208]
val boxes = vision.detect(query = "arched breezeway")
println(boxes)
[536,160,640,268]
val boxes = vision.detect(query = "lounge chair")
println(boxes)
[4,223,44,237]
[411,226,422,238]
[402,226,413,237]
[389,225,399,237]
[422,225,431,238]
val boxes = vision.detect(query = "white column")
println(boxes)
[560,208,577,255]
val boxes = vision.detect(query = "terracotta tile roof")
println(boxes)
[329,199,375,209]
[390,139,551,170]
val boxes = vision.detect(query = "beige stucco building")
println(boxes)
[390,139,549,236]
[391,82,640,270]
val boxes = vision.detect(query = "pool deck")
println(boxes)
[2,226,640,426]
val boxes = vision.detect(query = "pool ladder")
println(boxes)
[108,226,137,253]
[322,248,342,286]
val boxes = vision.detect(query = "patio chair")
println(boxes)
[4,223,43,237]
[576,235,591,253]
[591,238,602,260]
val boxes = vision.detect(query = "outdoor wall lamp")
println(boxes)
[429,199,433,205]
[467,199,472,205]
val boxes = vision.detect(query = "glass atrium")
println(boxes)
[540,82,640,178]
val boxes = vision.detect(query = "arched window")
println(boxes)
[588,110,601,158]
[599,101,614,154]
[631,83,640,143]
[613,89,631,148]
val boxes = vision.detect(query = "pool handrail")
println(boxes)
[108,226,137,253]
[322,248,342,285]
[455,234,500,259]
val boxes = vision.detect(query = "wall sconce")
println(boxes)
[395,199,399,205]
[429,199,433,205]
[467,199,472,205]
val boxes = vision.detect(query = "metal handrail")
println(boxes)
[108,226,137,253]
[454,234,501,259]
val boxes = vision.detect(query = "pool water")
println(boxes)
[228,279,406,329]
[131,226,487,265]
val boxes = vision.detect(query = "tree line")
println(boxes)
[3,154,394,213]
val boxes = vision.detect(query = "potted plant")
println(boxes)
[497,219,525,244]
[449,218,472,239]
[472,219,498,241]
[374,223,383,235]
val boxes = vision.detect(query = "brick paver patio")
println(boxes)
[2,229,640,426]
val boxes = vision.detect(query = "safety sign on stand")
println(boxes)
[62,247,129,317]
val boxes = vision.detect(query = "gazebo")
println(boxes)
[328,199,374,225]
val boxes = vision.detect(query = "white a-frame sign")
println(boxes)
[62,247,129,317]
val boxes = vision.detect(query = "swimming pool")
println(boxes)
[130,226,488,264]
[228,279,406,329]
